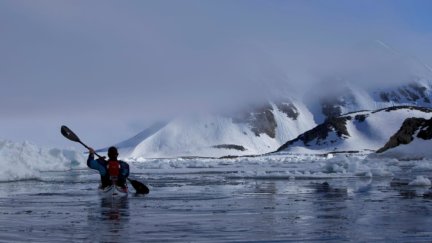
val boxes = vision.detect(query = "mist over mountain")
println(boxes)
[103,40,432,159]
[105,75,432,159]
[60,38,432,157]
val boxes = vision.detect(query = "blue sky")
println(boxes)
[1,0,432,148]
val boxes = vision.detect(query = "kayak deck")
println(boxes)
[98,185,128,198]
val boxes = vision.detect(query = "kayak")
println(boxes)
[98,185,128,198]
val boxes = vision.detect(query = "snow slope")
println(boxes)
[277,106,432,154]
[96,121,168,154]
[0,140,84,181]
[376,117,432,159]
[380,139,432,160]
[128,101,316,159]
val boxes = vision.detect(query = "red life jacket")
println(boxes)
[107,160,121,180]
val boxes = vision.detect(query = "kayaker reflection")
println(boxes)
[87,146,130,190]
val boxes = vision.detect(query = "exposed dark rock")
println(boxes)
[379,91,402,102]
[405,88,420,101]
[390,91,401,102]
[409,83,427,93]
[380,92,390,102]
[212,144,247,151]
[219,155,239,159]
[233,104,277,138]
[322,103,342,118]
[319,88,357,119]
[277,102,299,120]
[277,116,350,151]
[417,122,432,140]
[321,96,345,118]
[378,83,430,104]
[409,83,429,103]
[355,114,368,122]
[372,105,432,114]
[397,86,421,102]
[343,110,370,116]
[251,108,277,138]
[398,88,409,100]
[376,117,432,153]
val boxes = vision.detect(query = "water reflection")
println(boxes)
[390,178,432,199]
[100,197,129,222]
[252,181,277,194]
[85,197,130,242]
[312,181,348,198]
[307,181,350,241]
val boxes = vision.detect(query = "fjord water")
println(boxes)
[1,157,432,242]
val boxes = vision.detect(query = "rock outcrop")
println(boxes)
[377,117,432,153]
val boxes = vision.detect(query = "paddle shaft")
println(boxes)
[77,140,104,158]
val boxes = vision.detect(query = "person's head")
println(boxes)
[107,146,119,160]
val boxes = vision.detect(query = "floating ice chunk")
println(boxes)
[370,168,393,177]
[411,163,432,172]
[0,140,84,181]
[408,176,432,187]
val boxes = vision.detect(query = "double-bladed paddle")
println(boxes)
[61,125,149,194]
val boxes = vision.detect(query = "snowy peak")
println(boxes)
[373,81,432,106]
[277,116,351,152]
[96,121,168,154]
[124,100,316,159]
[277,106,432,154]
[306,79,432,124]
[305,81,364,123]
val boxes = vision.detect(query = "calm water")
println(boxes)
[1,159,432,242]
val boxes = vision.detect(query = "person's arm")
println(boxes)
[87,148,107,175]
[87,149,95,168]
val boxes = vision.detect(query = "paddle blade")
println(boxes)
[128,178,150,194]
[61,125,81,142]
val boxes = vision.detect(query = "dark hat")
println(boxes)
[107,146,118,159]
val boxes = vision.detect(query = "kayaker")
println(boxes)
[87,146,130,189]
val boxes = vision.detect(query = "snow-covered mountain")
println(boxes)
[96,121,167,155]
[109,79,432,159]
[304,79,432,124]
[127,101,316,158]
[375,117,432,159]
[276,106,432,154]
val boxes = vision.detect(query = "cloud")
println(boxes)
[1,0,431,146]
